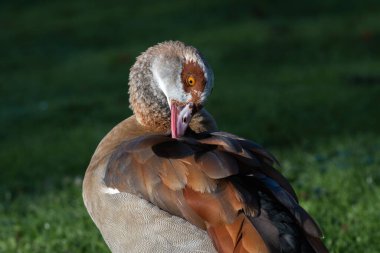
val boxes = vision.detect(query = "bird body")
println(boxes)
[83,41,328,253]
[83,114,218,253]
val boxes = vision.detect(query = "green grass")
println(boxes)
[1,0,380,252]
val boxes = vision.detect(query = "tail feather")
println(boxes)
[255,173,323,238]
[307,236,329,253]
[249,191,316,253]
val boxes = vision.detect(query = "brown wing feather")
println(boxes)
[104,132,328,253]
[208,214,269,253]
[184,184,269,253]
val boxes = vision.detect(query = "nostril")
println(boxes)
[183,117,187,123]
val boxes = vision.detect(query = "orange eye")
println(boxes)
[187,76,196,86]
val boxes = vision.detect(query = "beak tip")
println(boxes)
[170,101,194,138]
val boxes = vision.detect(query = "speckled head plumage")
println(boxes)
[128,41,214,136]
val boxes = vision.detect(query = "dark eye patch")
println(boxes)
[181,61,206,94]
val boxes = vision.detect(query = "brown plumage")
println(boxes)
[83,41,328,253]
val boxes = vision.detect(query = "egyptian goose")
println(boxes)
[83,41,328,253]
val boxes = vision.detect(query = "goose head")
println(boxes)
[128,41,214,138]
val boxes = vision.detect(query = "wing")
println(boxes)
[104,132,328,253]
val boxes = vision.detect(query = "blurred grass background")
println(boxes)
[1,0,380,252]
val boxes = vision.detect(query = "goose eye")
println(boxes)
[187,76,196,86]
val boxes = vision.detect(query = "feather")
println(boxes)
[196,150,239,179]
[255,174,322,238]
[152,139,195,158]
[159,158,188,190]
[197,134,243,154]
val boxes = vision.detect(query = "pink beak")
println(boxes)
[170,101,194,138]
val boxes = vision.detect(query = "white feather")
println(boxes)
[102,187,120,194]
